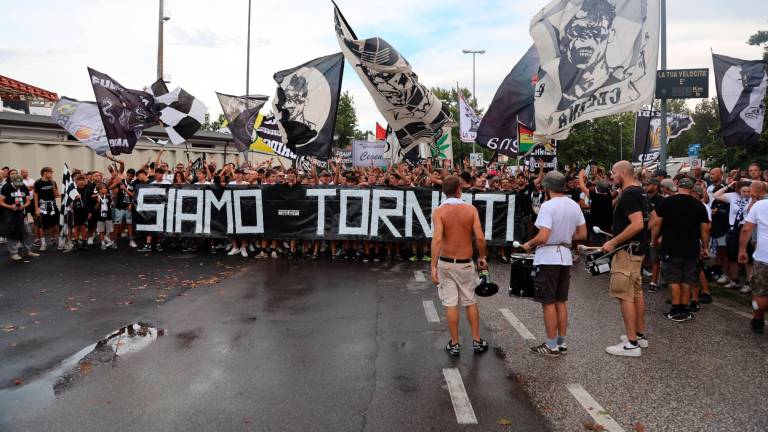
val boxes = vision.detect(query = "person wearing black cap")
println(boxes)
[521,171,587,356]
[652,177,710,322]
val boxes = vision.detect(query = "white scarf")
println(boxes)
[440,197,466,207]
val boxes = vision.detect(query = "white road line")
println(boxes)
[566,384,625,432]
[442,368,478,424]
[423,300,440,323]
[712,301,753,320]
[499,308,536,340]
[413,270,426,282]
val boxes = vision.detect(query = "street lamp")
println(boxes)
[618,122,624,161]
[462,49,485,153]
[157,0,171,82]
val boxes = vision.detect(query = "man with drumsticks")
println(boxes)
[431,175,490,356]
[521,171,587,356]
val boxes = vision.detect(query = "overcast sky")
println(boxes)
[2,0,766,132]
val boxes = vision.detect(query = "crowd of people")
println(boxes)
[1,152,766,339]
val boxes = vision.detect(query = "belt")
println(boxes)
[439,256,472,264]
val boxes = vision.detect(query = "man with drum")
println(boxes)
[602,161,648,357]
[521,171,586,356]
[430,175,490,356]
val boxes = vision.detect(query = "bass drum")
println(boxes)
[508,254,536,298]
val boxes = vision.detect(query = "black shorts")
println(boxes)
[37,213,59,229]
[533,265,571,304]
[726,229,754,262]
[73,209,89,227]
[660,256,698,285]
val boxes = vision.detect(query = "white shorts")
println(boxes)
[96,221,113,234]
[437,260,479,307]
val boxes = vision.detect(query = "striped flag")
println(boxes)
[60,163,78,213]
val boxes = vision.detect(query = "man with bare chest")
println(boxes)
[430,176,489,356]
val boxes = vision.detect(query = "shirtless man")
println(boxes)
[430,175,489,356]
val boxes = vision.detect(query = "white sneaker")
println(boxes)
[247,244,256,253]
[39,240,47,251]
[0,237,6,244]
[240,248,248,258]
[256,251,268,259]
[642,269,652,278]
[101,243,107,250]
[57,241,65,250]
[606,341,641,357]
[271,250,278,259]
[739,284,752,294]
[129,240,138,248]
[620,335,649,348]
[724,281,740,290]
[10,253,22,261]
[87,236,94,246]
[716,275,730,284]
[228,247,241,256]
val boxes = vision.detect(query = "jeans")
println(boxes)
[6,221,33,255]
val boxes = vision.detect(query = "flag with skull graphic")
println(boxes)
[273,52,345,159]
[530,0,660,140]
[712,53,768,146]
[333,2,452,156]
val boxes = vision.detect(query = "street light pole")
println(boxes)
[462,49,485,154]
[658,0,668,169]
[619,122,624,160]
[246,0,251,100]
[156,0,170,81]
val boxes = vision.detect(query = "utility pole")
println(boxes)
[246,0,252,100]
[619,122,624,160]
[462,49,485,154]
[157,0,170,82]
[658,0,668,169]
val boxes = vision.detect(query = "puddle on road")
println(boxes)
[0,322,165,423]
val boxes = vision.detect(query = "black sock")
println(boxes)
[636,332,644,339]
[628,339,639,346]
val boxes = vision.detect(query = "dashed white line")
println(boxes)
[413,270,426,282]
[423,300,440,322]
[499,308,536,340]
[566,384,625,432]
[712,301,754,320]
[442,368,478,424]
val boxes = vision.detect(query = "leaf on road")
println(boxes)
[497,417,512,426]
[79,361,93,375]
[2,324,17,332]
[631,423,646,432]
[25,310,38,317]
[14,378,23,386]
[66,307,79,312]
[583,421,606,431]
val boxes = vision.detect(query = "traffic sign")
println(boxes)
[656,69,709,99]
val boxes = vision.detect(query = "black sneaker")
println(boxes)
[155,244,163,252]
[665,311,693,322]
[362,254,370,263]
[699,293,713,304]
[751,318,765,334]
[688,301,700,312]
[648,282,659,293]
[530,343,560,356]
[287,251,295,259]
[445,341,461,356]
[472,339,489,353]
[138,244,152,253]
[497,255,510,264]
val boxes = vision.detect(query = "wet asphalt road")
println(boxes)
[0,250,547,431]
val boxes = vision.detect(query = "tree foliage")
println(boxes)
[334,91,361,148]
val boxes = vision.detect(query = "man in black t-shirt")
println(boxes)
[112,168,137,248]
[653,177,710,322]
[0,174,39,261]
[603,161,647,357]
[33,167,59,251]
[645,178,664,292]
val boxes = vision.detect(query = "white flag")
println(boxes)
[458,93,481,143]
[530,0,660,139]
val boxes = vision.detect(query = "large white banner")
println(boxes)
[530,0,660,139]
[459,93,481,143]
[352,140,389,167]
[51,97,109,155]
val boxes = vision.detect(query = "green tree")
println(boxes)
[334,91,360,148]
[747,29,768,61]
[430,86,486,164]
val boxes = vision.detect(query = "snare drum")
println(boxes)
[508,253,536,298]
[585,250,612,276]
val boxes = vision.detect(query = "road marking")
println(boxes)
[423,300,440,322]
[712,301,753,320]
[442,368,478,424]
[499,308,536,340]
[414,270,426,282]
[566,384,625,432]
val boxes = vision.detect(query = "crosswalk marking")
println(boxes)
[422,300,440,322]
[712,301,753,320]
[567,384,625,432]
[442,368,478,424]
[414,270,426,282]
[499,308,536,340]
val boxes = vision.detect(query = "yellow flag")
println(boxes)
[249,113,276,155]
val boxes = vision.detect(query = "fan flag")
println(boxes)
[216,93,269,152]
[518,122,536,155]
[148,79,208,145]
[51,97,109,156]
[87,67,159,155]
[250,113,297,159]
[530,0,660,139]
[273,52,344,159]
[476,45,540,157]
[458,92,481,143]
[375,122,386,141]
[333,2,451,155]
[712,53,768,146]
[60,163,79,213]
[632,106,695,163]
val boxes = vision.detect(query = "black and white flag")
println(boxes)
[712,53,768,146]
[216,93,269,152]
[60,163,78,213]
[149,79,208,145]
[273,53,344,159]
[530,0,660,139]
[333,2,451,154]
[458,92,481,143]
[632,106,694,163]
[88,67,159,155]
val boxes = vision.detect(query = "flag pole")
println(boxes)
[658,0,668,168]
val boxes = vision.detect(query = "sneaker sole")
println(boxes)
[606,348,641,357]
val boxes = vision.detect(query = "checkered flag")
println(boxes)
[150,79,207,145]
[60,163,78,212]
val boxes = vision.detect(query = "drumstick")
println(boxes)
[592,226,614,238]
[512,241,523,249]
[578,244,602,252]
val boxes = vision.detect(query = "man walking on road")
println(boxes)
[521,171,587,356]
[431,175,489,356]
[602,161,647,357]
[739,181,768,334]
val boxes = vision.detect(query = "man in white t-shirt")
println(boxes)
[739,181,768,334]
[521,171,587,356]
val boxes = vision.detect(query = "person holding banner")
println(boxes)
[431,176,489,356]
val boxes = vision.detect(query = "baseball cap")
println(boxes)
[678,177,694,190]
[10,174,24,187]
[660,178,677,192]
[645,178,660,186]
[542,171,566,193]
